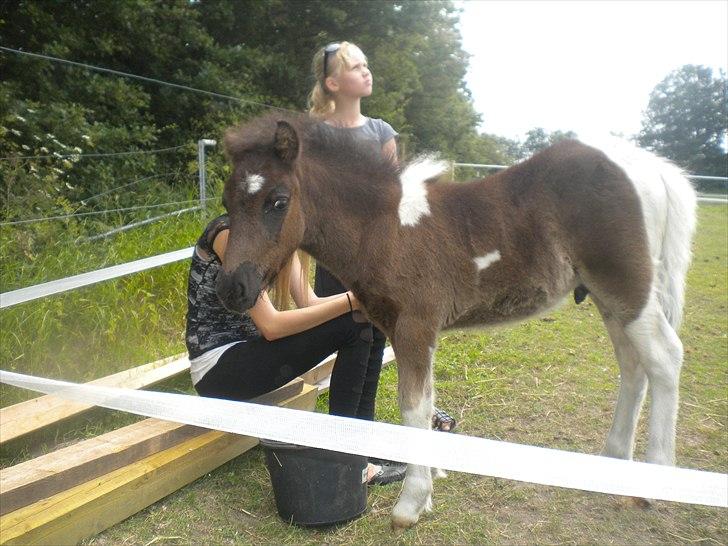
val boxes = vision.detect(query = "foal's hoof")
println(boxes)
[618,496,653,509]
[630,496,653,509]
[391,495,430,530]
[391,512,419,531]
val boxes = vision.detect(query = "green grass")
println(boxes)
[1,204,726,544]
[0,208,218,388]
[0,205,221,465]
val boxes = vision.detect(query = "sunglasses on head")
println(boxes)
[323,42,341,78]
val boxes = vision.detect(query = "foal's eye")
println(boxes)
[263,187,290,215]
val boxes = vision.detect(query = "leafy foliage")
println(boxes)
[638,65,727,177]
[0,0,513,252]
[518,127,578,159]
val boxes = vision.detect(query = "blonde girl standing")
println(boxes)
[307,41,455,485]
[309,42,398,159]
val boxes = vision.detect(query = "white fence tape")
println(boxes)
[1,370,726,508]
[0,247,194,309]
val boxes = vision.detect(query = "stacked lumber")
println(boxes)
[0,354,190,445]
[0,348,395,544]
[0,381,316,545]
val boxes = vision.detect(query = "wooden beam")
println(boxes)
[0,345,396,445]
[0,353,190,444]
[0,420,203,518]
[298,354,336,386]
[0,346,396,513]
[299,346,395,391]
[0,384,318,546]
[0,379,303,516]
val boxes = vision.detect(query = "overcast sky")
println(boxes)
[458,0,728,142]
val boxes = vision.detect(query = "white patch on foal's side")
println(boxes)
[398,156,448,226]
[245,173,265,195]
[473,250,501,271]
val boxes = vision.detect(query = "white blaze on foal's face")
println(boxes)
[473,250,501,271]
[398,156,449,226]
[245,173,265,195]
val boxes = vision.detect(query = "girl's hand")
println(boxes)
[347,291,362,311]
[348,291,369,323]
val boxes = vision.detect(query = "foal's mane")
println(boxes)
[224,112,401,210]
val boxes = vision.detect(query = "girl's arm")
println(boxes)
[249,290,358,341]
[213,230,359,342]
[288,253,343,308]
[382,137,397,164]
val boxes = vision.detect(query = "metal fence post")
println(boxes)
[197,139,217,209]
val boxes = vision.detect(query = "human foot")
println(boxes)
[432,407,456,432]
[369,460,407,485]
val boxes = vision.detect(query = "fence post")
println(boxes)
[197,139,217,209]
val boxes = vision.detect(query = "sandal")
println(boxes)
[432,407,457,432]
[368,460,407,486]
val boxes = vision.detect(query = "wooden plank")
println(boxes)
[0,353,189,444]
[0,384,318,546]
[298,345,396,391]
[298,354,336,385]
[0,379,303,516]
[0,345,396,445]
[0,345,395,517]
[0,420,203,517]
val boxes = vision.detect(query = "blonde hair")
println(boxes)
[269,250,312,310]
[307,41,366,117]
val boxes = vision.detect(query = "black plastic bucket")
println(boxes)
[260,439,368,526]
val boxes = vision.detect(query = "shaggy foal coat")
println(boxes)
[217,114,696,528]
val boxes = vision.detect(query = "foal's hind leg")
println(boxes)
[623,294,683,465]
[599,311,648,460]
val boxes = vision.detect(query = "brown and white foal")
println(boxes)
[217,114,696,528]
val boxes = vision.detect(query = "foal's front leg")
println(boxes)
[390,325,436,529]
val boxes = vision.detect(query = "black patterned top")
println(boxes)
[185,214,260,359]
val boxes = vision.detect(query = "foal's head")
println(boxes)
[217,118,305,312]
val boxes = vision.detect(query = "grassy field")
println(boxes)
[1,204,726,544]
[0,210,208,397]
[0,207,212,466]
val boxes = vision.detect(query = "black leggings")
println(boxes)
[194,313,376,419]
[314,265,386,420]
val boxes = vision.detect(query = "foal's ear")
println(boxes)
[274,121,299,164]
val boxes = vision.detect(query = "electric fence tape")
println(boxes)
[1,370,725,508]
[0,247,193,309]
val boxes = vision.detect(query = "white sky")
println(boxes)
[458,0,728,142]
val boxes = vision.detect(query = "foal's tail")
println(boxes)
[655,161,697,330]
[585,136,697,330]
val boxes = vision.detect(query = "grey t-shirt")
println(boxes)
[321,117,397,147]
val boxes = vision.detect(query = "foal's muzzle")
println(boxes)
[216,262,263,313]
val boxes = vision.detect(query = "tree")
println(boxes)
[196,0,492,160]
[517,127,577,159]
[0,0,266,233]
[638,65,727,176]
[0,0,511,243]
